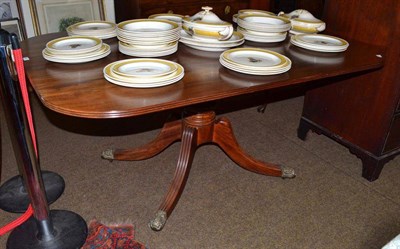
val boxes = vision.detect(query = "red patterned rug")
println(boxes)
[81,220,148,249]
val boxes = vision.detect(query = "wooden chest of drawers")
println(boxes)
[114,0,251,22]
[298,0,400,181]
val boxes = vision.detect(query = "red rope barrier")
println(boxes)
[0,205,33,236]
[0,48,36,235]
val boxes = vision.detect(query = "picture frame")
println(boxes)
[0,17,25,41]
[0,0,19,20]
[29,0,106,35]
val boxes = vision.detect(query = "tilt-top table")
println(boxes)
[22,32,383,230]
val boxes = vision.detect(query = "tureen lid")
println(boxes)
[184,6,230,25]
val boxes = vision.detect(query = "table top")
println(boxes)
[22,32,383,119]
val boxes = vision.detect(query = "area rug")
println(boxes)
[81,220,148,249]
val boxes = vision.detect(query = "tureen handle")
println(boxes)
[218,26,234,41]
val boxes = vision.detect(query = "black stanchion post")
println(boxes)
[0,31,87,249]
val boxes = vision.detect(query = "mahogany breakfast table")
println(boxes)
[21,32,383,231]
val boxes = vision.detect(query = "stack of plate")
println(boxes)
[148,13,184,26]
[290,34,349,52]
[117,19,181,57]
[42,36,111,63]
[236,14,291,43]
[179,30,244,52]
[67,21,117,39]
[219,48,291,75]
[233,9,275,23]
[103,58,184,88]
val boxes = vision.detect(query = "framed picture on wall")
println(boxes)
[30,0,105,34]
[0,0,19,19]
[0,0,27,38]
[0,17,25,40]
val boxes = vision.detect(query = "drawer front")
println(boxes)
[116,0,250,23]
[384,114,400,153]
[138,1,249,20]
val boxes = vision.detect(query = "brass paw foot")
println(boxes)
[149,210,167,231]
[281,166,296,179]
[101,149,114,161]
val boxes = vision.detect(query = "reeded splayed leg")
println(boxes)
[149,126,198,231]
[101,119,182,161]
[213,117,295,179]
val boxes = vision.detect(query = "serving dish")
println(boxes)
[182,6,233,40]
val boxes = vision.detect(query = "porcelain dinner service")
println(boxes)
[290,34,349,52]
[42,36,111,63]
[117,19,181,57]
[67,21,117,39]
[41,7,347,79]
[103,58,184,88]
[219,48,291,75]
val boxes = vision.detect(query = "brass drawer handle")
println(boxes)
[225,5,231,14]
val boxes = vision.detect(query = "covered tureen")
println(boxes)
[278,9,326,33]
[182,6,234,40]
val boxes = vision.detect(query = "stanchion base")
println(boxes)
[0,171,65,213]
[6,209,88,249]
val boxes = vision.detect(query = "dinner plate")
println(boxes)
[43,44,111,63]
[237,14,291,32]
[118,44,178,57]
[219,57,291,75]
[148,13,184,24]
[68,21,116,34]
[221,48,289,69]
[104,60,184,87]
[290,35,349,52]
[43,43,110,59]
[118,19,179,33]
[112,59,178,78]
[46,36,102,54]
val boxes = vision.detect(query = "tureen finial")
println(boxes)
[202,6,213,13]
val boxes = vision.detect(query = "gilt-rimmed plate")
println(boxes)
[112,59,178,78]
[42,44,110,63]
[69,21,116,33]
[221,48,289,69]
[117,19,179,33]
[46,36,102,54]
[290,34,349,52]
[148,13,184,24]
[103,60,184,87]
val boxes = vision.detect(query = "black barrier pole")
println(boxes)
[0,32,87,249]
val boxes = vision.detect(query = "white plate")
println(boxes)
[290,34,349,53]
[43,45,111,63]
[118,19,179,33]
[46,36,102,54]
[294,34,348,47]
[43,44,110,59]
[118,44,178,57]
[69,21,116,33]
[112,59,178,78]
[104,60,184,87]
[220,58,291,75]
[221,48,290,69]
[148,13,184,24]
